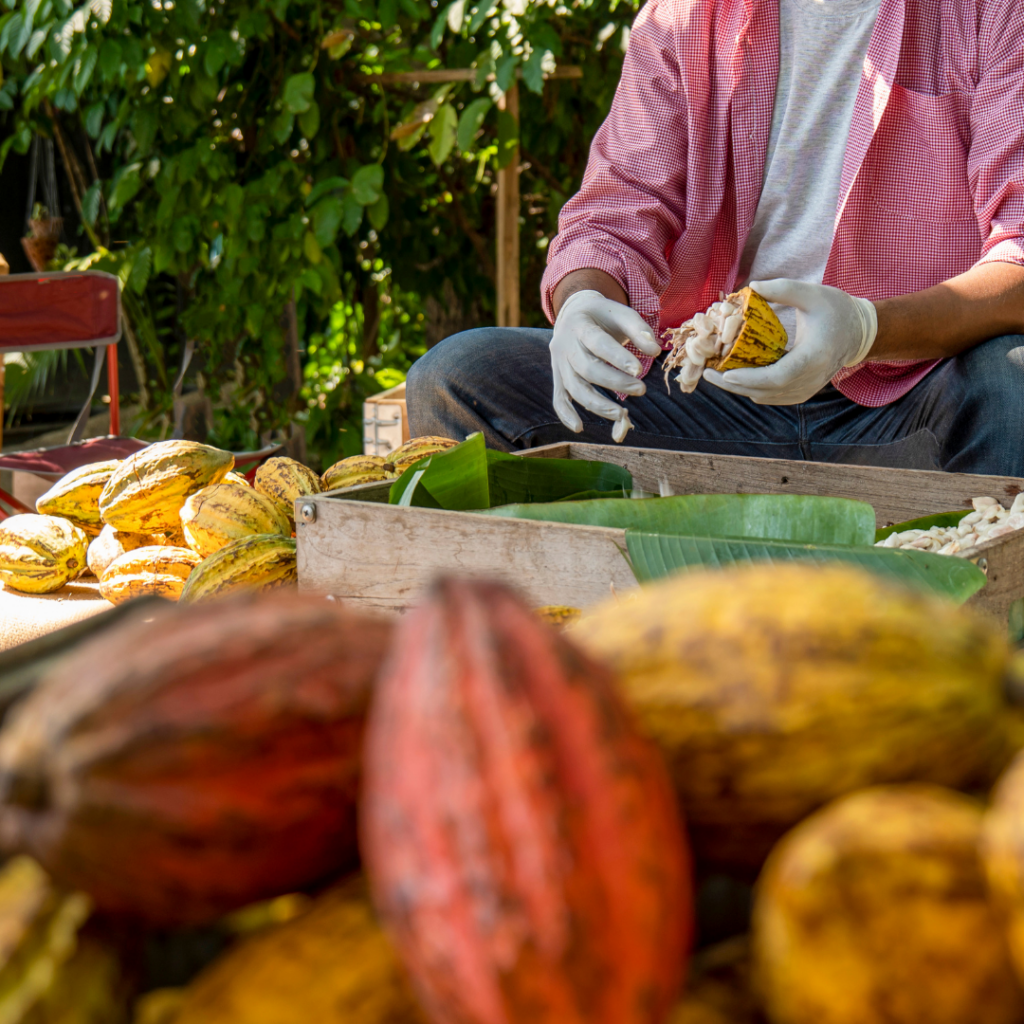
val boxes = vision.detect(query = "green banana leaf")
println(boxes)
[389,433,633,509]
[875,510,969,542]
[625,531,988,603]
[481,493,877,546]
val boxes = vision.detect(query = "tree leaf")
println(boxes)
[430,4,448,49]
[98,36,121,79]
[282,72,314,113]
[128,245,152,294]
[446,0,465,32]
[298,100,320,139]
[390,97,438,140]
[624,532,988,604]
[427,102,457,166]
[270,110,293,144]
[457,96,490,152]
[378,0,398,28]
[351,163,383,205]
[133,104,158,154]
[109,162,142,211]
[480,493,877,545]
[305,175,347,206]
[468,0,498,34]
[84,100,104,138]
[342,191,363,235]
[367,193,389,230]
[81,180,101,225]
[522,46,548,94]
[495,53,518,92]
[311,195,344,245]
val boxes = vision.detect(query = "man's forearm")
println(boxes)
[551,268,628,317]
[870,261,1024,362]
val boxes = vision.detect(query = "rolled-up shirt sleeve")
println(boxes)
[541,0,688,328]
[971,0,1024,269]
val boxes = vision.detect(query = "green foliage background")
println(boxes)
[0,0,637,466]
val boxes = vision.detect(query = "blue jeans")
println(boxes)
[406,328,1024,476]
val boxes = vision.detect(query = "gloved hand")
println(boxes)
[550,289,663,435]
[703,279,877,405]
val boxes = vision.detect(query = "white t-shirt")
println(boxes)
[737,0,883,340]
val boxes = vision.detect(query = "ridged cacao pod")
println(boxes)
[363,577,692,1024]
[321,455,394,491]
[35,460,122,536]
[572,563,1012,868]
[387,436,459,474]
[224,471,251,487]
[98,441,234,534]
[168,880,429,1024]
[0,591,393,925]
[0,514,89,594]
[99,546,202,605]
[87,524,163,579]
[180,483,290,557]
[180,534,296,604]
[754,785,1024,1024]
[254,457,322,528]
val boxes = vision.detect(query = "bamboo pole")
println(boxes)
[356,67,580,85]
[496,82,520,328]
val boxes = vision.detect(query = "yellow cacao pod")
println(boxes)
[321,455,395,491]
[87,524,163,578]
[99,546,203,605]
[224,471,251,487]
[99,441,234,534]
[387,435,459,473]
[169,882,429,1024]
[180,483,291,558]
[254,457,322,527]
[180,534,297,604]
[0,515,89,594]
[35,460,122,536]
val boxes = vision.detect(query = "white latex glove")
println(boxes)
[550,289,663,437]
[703,279,877,405]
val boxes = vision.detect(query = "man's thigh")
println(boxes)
[804,334,1024,475]
[407,328,803,456]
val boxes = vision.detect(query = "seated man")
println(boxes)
[407,0,1024,477]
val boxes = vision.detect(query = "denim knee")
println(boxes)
[951,334,1024,415]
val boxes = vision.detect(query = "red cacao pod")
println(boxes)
[362,577,692,1024]
[0,591,392,926]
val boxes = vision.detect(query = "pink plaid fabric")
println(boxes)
[541,0,1024,407]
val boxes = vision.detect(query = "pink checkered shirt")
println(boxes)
[541,0,1024,406]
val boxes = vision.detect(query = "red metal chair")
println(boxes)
[0,270,147,517]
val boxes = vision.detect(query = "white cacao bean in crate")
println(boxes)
[296,443,1024,631]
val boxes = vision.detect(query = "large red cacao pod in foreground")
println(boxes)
[0,591,392,926]
[363,577,693,1024]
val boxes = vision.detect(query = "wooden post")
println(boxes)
[496,82,520,328]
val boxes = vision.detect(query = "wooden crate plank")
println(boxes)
[965,529,1024,624]
[296,500,637,613]
[519,444,1024,528]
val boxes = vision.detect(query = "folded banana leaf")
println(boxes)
[625,531,987,603]
[482,492,877,547]
[875,510,969,542]
[390,432,633,509]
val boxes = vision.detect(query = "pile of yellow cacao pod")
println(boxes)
[0,435,454,606]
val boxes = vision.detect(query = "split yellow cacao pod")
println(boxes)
[180,534,297,604]
[99,441,234,534]
[321,454,395,491]
[99,546,203,605]
[387,435,459,473]
[87,524,163,578]
[35,460,122,536]
[224,471,251,487]
[180,483,290,558]
[254,457,322,527]
[0,514,89,594]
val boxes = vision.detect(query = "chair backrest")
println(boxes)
[0,271,120,353]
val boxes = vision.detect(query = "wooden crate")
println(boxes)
[296,443,1024,626]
